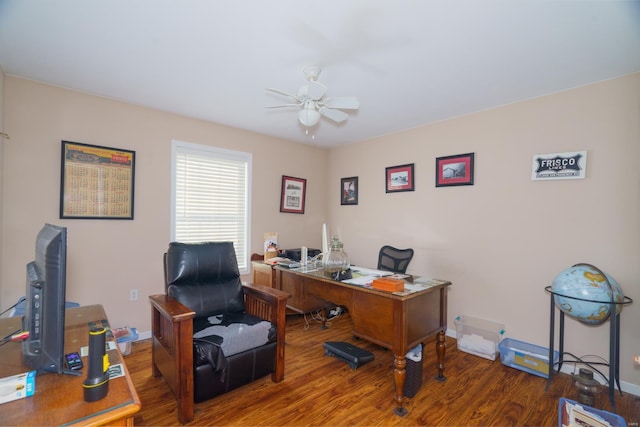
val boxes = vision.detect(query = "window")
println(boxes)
[171,140,252,273]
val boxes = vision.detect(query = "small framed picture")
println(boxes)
[340,177,358,205]
[280,175,306,214]
[531,150,587,180]
[435,153,474,187]
[385,163,414,193]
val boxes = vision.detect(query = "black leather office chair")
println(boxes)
[377,245,414,273]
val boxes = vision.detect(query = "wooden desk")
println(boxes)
[274,267,451,416]
[0,305,141,426]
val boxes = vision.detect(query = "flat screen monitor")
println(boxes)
[22,223,68,374]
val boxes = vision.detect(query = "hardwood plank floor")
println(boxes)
[125,313,639,426]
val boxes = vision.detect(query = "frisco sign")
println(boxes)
[531,150,587,180]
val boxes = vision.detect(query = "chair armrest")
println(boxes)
[242,283,289,304]
[149,294,196,323]
[149,294,195,424]
[242,283,289,323]
[242,283,289,383]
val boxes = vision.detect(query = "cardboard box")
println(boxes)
[372,277,404,292]
[0,371,36,405]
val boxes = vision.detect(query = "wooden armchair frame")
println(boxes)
[149,283,289,424]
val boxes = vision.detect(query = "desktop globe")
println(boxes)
[551,263,625,325]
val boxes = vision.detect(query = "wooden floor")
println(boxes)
[125,313,639,426]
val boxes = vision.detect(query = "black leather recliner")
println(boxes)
[150,241,289,424]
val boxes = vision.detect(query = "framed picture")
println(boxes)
[531,150,587,180]
[60,140,136,219]
[340,177,358,205]
[385,163,414,193]
[435,152,474,187]
[280,175,306,214]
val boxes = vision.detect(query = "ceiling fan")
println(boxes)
[266,65,359,127]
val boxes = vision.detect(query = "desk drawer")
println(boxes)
[351,293,394,345]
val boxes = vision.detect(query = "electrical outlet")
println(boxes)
[129,289,138,301]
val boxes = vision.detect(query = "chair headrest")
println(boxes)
[164,241,245,316]
[165,241,240,286]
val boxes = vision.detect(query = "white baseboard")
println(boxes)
[135,329,152,341]
[446,328,640,397]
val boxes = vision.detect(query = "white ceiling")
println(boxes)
[1,1,639,148]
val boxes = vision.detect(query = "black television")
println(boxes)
[22,223,68,374]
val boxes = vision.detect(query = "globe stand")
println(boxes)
[545,265,633,413]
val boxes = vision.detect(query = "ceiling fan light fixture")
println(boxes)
[298,104,320,127]
[267,65,359,129]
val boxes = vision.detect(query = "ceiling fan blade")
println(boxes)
[266,87,299,101]
[323,96,360,110]
[307,81,327,100]
[319,107,349,123]
[265,103,303,109]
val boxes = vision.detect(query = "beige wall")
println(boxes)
[1,76,328,332]
[0,65,4,291]
[329,73,640,390]
[2,73,639,391]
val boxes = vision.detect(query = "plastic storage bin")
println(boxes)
[114,327,138,356]
[558,398,627,427]
[499,337,558,378]
[454,315,505,360]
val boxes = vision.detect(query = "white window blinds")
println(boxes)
[171,141,252,273]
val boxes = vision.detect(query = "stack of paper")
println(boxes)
[349,266,394,277]
[342,275,376,286]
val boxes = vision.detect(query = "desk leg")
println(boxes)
[435,330,447,382]
[393,354,408,417]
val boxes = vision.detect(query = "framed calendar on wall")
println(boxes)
[60,140,136,219]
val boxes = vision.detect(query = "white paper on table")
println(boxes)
[350,266,393,277]
[342,276,375,286]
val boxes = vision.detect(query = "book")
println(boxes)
[0,371,35,405]
[276,259,301,268]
